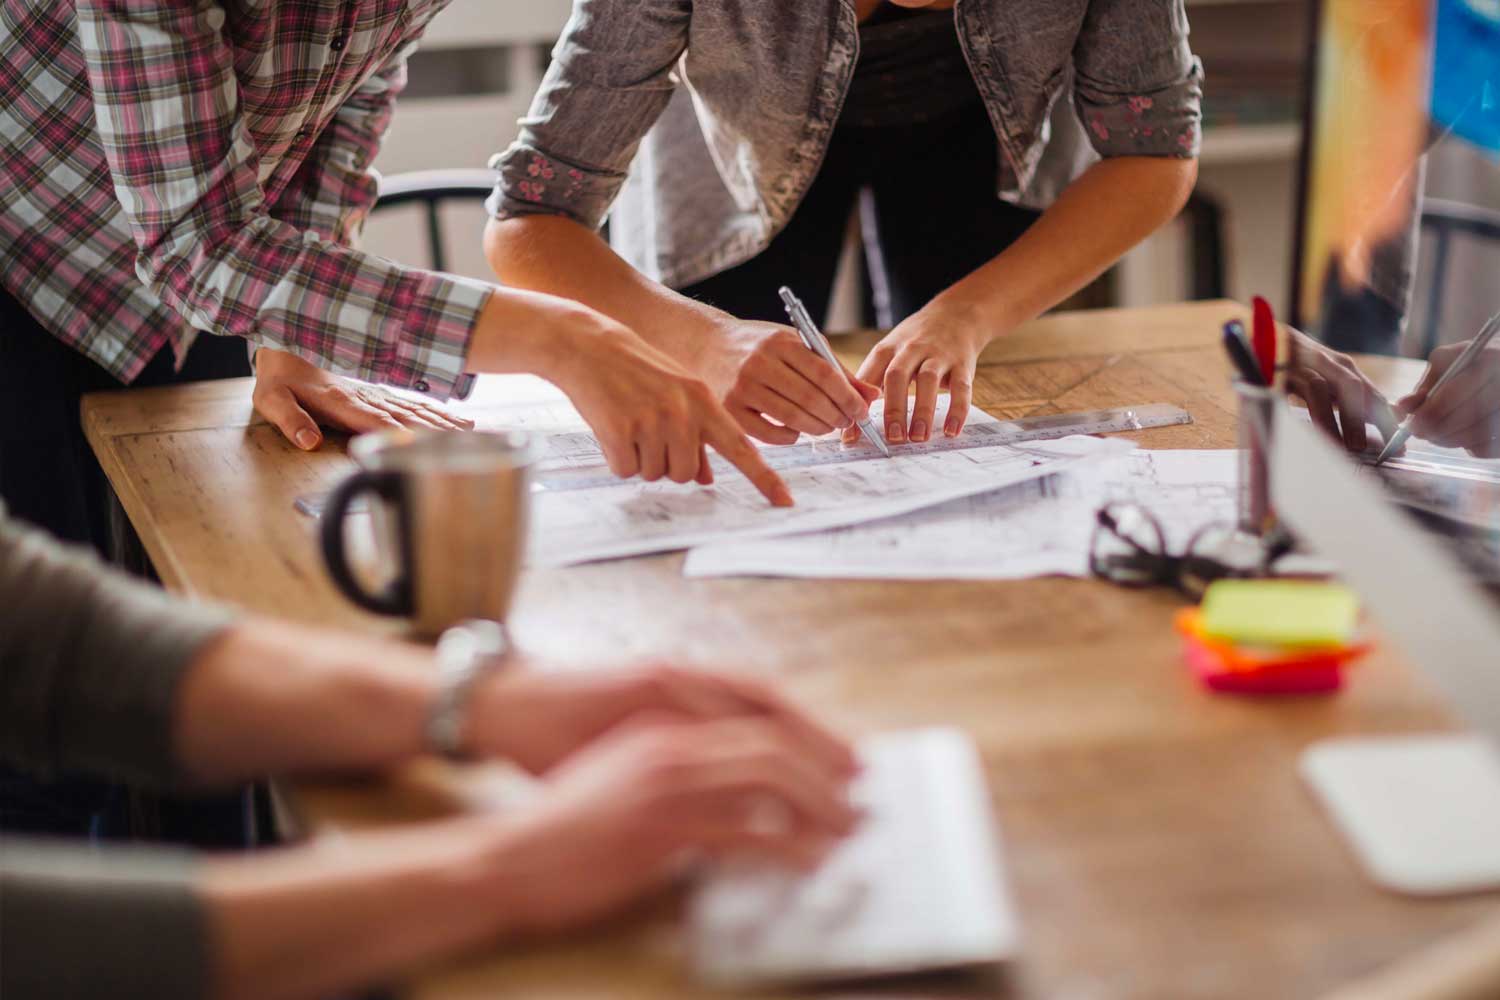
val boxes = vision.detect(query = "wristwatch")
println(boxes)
[427,619,511,759]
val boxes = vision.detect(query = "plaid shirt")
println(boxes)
[0,0,488,398]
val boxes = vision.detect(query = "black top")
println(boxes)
[843,5,982,129]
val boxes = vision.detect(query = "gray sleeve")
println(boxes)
[486,0,690,230]
[0,838,207,1000]
[1072,0,1204,159]
[0,511,233,786]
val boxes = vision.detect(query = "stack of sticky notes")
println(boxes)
[1174,580,1370,695]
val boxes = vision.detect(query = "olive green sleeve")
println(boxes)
[0,838,207,1000]
[0,509,233,786]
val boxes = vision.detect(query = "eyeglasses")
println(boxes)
[1088,501,1297,600]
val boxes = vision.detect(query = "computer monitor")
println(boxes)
[1272,408,1500,895]
[1284,10,1500,887]
[1290,0,1500,357]
[1288,0,1499,575]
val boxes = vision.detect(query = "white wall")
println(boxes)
[360,1,573,281]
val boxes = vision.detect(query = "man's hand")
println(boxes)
[1285,330,1400,454]
[466,663,856,775]
[486,717,860,936]
[845,300,990,445]
[252,348,473,450]
[702,320,879,445]
[1394,337,1500,457]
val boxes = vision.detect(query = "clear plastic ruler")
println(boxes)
[533,403,1193,493]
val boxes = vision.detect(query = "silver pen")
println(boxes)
[778,286,891,457]
[1373,309,1500,467]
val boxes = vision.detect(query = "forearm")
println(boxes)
[484,214,727,361]
[2,819,524,1000]
[173,620,440,787]
[944,156,1198,334]
[204,818,518,1000]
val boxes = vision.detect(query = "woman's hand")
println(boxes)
[555,318,795,505]
[467,663,857,776]
[471,290,793,505]
[700,320,880,445]
[1394,337,1500,457]
[485,717,861,936]
[252,348,473,450]
[1285,330,1400,454]
[846,299,991,444]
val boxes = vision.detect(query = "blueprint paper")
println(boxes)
[530,434,1133,567]
[681,450,1238,581]
[398,384,1139,569]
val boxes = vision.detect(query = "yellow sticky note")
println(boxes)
[1199,580,1359,649]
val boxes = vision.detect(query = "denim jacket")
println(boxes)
[487,0,1204,288]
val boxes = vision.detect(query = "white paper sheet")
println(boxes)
[526,398,1135,566]
[681,450,1239,580]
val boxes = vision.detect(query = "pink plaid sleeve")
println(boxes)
[274,45,409,246]
[73,0,487,398]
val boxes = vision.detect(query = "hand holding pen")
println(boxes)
[1388,312,1500,460]
[1224,300,1402,457]
[779,287,890,455]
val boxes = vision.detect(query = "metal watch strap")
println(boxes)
[427,619,510,759]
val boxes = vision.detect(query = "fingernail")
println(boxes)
[295,429,320,450]
[944,418,960,437]
[886,421,905,443]
[774,487,795,507]
[910,420,928,442]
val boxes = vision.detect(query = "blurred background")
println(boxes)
[360,0,1499,357]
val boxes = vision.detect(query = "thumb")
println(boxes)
[1400,341,1469,414]
[255,384,323,451]
[1386,373,1434,419]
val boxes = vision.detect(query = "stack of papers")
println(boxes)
[531,433,1134,567]
[454,388,1235,578]
[683,449,1240,581]
[527,400,1138,567]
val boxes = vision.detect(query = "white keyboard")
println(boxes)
[689,727,1020,988]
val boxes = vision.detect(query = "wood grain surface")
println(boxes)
[82,301,1500,1000]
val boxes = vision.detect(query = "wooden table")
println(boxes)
[83,301,1499,999]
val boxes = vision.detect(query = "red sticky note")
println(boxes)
[1183,634,1344,695]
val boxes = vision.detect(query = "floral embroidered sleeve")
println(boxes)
[1072,0,1204,159]
[486,0,691,229]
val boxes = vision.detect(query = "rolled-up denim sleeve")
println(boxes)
[487,0,690,230]
[1072,0,1204,159]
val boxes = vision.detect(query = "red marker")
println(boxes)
[1251,296,1276,386]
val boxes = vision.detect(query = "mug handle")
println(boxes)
[319,470,413,617]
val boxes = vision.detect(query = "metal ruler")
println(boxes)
[1368,451,1500,486]
[294,403,1193,515]
[534,403,1193,492]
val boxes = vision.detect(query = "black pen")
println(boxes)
[1222,320,1266,386]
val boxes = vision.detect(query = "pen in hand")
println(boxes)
[778,287,891,457]
[1374,309,1500,467]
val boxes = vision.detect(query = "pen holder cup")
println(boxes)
[1234,380,1276,535]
